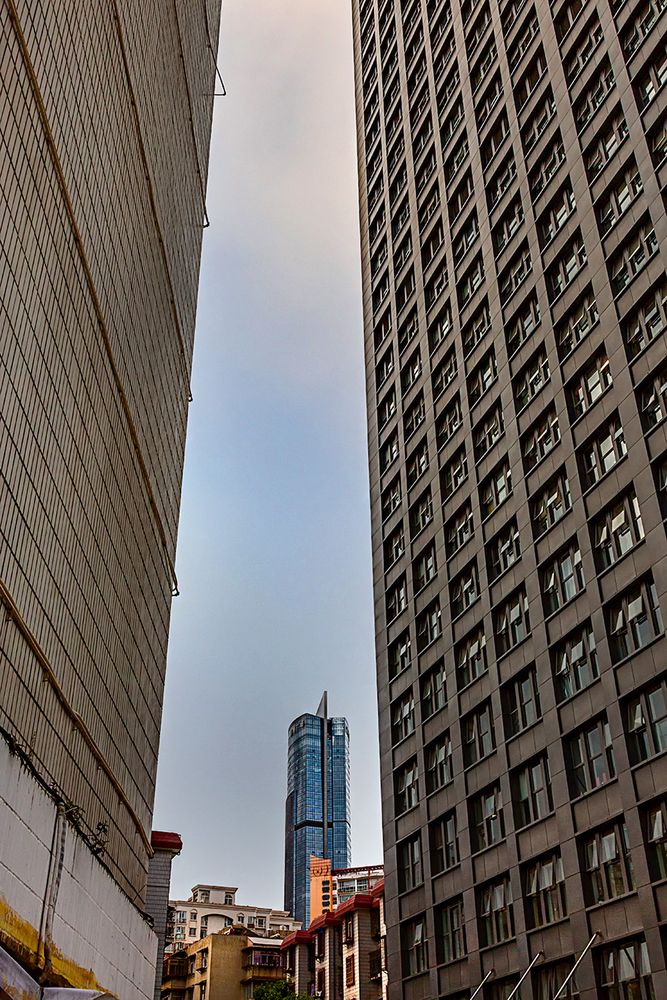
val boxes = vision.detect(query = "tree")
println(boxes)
[253,981,309,1000]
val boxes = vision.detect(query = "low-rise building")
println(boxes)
[161,929,287,1000]
[309,858,384,924]
[166,884,300,950]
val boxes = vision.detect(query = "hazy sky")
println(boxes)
[152,0,382,908]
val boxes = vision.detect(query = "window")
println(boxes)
[541,540,585,616]
[380,430,399,475]
[480,458,512,518]
[466,2,491,56]
[406,438,429,489]
[555,286,599,359]
[386,574,408,622]
[478,875,514,946]
[445,132,469,185]
[609,216,659,297]
[388,630,411,679]
[374,308,392,351]
[391,690,415,744]
[531,467,571,538]
[625,679,667,764]
[425,733,453,792]
[436,394,463,450]
[441,97,465,151]
[404,393,426,441]
[487,153,517,210]
[638,364,667,432]
[462,701,495,766]
[445,503,473,558]
[422,221,443,271]
[522,409,560,473]
[522,89,556,154]
[606,576,663,662]
[597,159,643,237]
[452,211,479,266]
[448,169,473,222]
[644,799,667,881]
[190,911,197,921]
[417,599,442,651]
[418,184,441,232]
[513,348,549,411]
[552,621,599,701]
[401,349,422,397]
[585,107,629,181]
[345,954,355,987]
[470,784,504,852]
[581,820,635,905]
[501,0,528,34]
[492,195,524,256]
[421,659,446,718]
[376,347,394,391]
[648,112,667,168]
[529,133,565,200]
[476,72,503,129]
[592,490,644,572]
[401,916,428,977]
[428,299,453,355]
[398,306,418,354]
[473,403,504,462]
[503,665,540,737]
[378,388,397,432]
[579,414,627,489]
[487,519,520,581]
[655,453,667,519]
[398,834,423,893]
[395,758,419,814]
[634,47,667,113]
[467,349,497,407]
[450,560,479,618]
[471,38,498,93]
[499,243,532,305]
[514,46,546,109]
[597,938,655,1000]
[481,111,510,168]
[507,9,538,72]
[524,851,566,928]
[623,0,667,58]
[623,280,667,361]
[505,291,540,356]
[513,754,552,827]
[436,63,460,119]
[546,230,587,302]
[575,58,615,132]
[534,961,578,1000]
[435,899,466,964]
[441,446,468,500]
[430,812,458,873]
[413,541,437,592]
[538,180,576,248]
[432,346,457,398]
[565,715,616,797]
[458,253,485,310]
[410,487,433,537]
[455,628,487,687]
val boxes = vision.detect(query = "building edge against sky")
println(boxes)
[351,0,667,997]
[0,2,221,996]
[284,693,352,926]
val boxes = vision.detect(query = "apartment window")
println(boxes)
[503,665,540,737]
[505,291,540,356]
[606,576,663,662]
[470,784,504,852]
[445,502,474,558]
[473,404,504,462]
[345,954,355,987]
[648,113,667,168]
[597,938,655,1000]
[579,414,627,489]
[391,690,416,744]
[462,701,495,767]
[417,598,442,651]
[480,458,512,518]
[597,159,643,237]
[374,309,392,353]
[421,659,446,718]
[462,299,491,357]
[444,133,470,185]
[546,230,587,302]
[448,169,473,222]
[450,560,479,618]
[554,0,584,40]
[426,301,452,359]
[522,89,556,154]
[435,899,466,964]
[441,446,468,500]
[623,0,667,58]
[592,491,644,572]
[466,2,491,56]
[471,38,498,93]
[535,961,578,1000]
[392,198,410,242]
[487,153,517,210]
[398,307,419,355]
[410,487,433,536]
[542,539,584,616]
[398,833,423,893]
[492,195,524,256]
[514,46,546,110]
[538,180,576,248]
[422,222,444,271]
[378,388,397,432]
[499,242,532,306]
[575,58,615,132]
[406,438,429,489]
[432,346,458,399]
[401,916,428,976]
[481,111,510,168]
[414,541,437,592]
[634,47,667,113]
[609,216,659,297]
[623,280,667,361]
[436,394,463,451]
[522,409,560,473]
[531,467,571,538]
[556,286,599,359]
[565,715,615,797]
[508,8,539,71]
[404,393,426,441]
[455,628,487,688]
[476,73,503,129]
[529,133,565,200]
[401,349,422,398]
[638,364,667,432]
[644,799,667,881]
[386,575,408,622]
[418,184,441,232]
[452,211,479,266]
[552,621,599,701]
[417,147,437,197]
[566,15,604,86]
[395,758,420,814]
[436,63,460,118]
[513,754,552,827]
[655,453,667,519]
[585,107,629,181]
[625,679,667,764]
[441,96,465,151]
[467,349,497,407]
[581,820,635,905]
[487,519,520,581]
[458,254,485,310]
[524,851,566,928]
[425,733,453,792]
[430,811,458,874]
[388,630,411,680]
[380,430,400,475]
[513,348,549,412]
[478,875,514,946]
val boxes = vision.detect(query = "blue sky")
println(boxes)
[152,0,382,908]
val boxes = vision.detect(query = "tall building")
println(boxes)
[351,0,667,997]
[284,693,352,925]
[0,3,220,996]
[166,884,301,950]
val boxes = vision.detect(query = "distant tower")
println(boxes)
[284,693,351,925]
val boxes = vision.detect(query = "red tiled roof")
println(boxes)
[151,831,183,853]
[334,894,377,916]
[309,911,342,931]
[281,930,314,949]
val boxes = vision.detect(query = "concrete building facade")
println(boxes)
[350,0,667,996]
[310,858,384,924]
[161,930,287,1000]
[0,1,220,995]
[166,886,300,952]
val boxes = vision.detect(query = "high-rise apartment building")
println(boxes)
[310,858,384,923]
[285,693,352,926]
[0,3,220,996]
[351,0,667,996]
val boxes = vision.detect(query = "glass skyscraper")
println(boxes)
[284,693,352,925]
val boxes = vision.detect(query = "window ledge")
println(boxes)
[572,775,618,804]
[431,861,461,880]
[471,837,506,859]
[457,668,489,694]
[527,914,569,934]
[532,507,572,544]
[422,702,447,724]
[630,744,667,773]
[585,889,638,913]
[596,537,646,580]
[557,314,598,364]
[610,631,665,670]
[418,634,443,657]
[414,574,439,599]
[452,594,482,623]
[515,379,550,418]
[394,802,420,821]
[524,443,560,478]
[479,935,517,954]
[555,674,600,708]
[496,631,532,663]
[516,809,555,834]
[481,491,514,526]
[582,452,628,499]
[544,588,586,624]
[435,953,467,970]
[463,747,498,772]
[505,715,542,745]
[426,779,455,800]
[488,554,522,588]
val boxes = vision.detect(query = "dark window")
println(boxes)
[568,351,612,420]
[546,230,587,302]
[606,576,663,663]
[398,833,423,893]
[435,898,466,964]
[455,627,488,688]
[413,540,437,592]
[395,758,419,814]
[425,733,453,792]
[623,280,667,361]
[530,467,571,538]
[470,783,504,852]
[441,446,468,500]
[513,348,549,412]
[416,599,442,651]
[385,574,408,622]
[513,754,552,827]
[585,106,629,181]
[625,680,667,765]
[591,490,644,572]
[541,539,585,616]
[435,394,463,451]
[565,715,616,798]
[643,799,667,882]
[637,364,667,433]
[494,587,530,656]
[552,621,599,701]
[478,875,514,946]
[609,216,659,297]
[581,820,635,905]
[534,961,578,1000]
[487,519,520,581]
[429,811,458,874]
[462,298,491,357]
[421,659,447,719]
[522,408,560,472]
[462,701,495,766]
[391,689,415,744]
[450,560,479,618]
[480,457,512,518]
[401,915,428,977]
[524,851,566,928]
[555,286,599,359]
[578,414,627,489]
[410,487,433,537]
[574,58,614,132]
[445,502,474,558]
[498,243,531,307]
[384,523,405,570]
[503,665,540,737]
[596,938,655,1000]
[388,630,411,680]
[432,346,458,399]
[505,291,540,356]
[473,403,504,462]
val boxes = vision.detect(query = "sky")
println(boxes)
[152,0,382,908]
